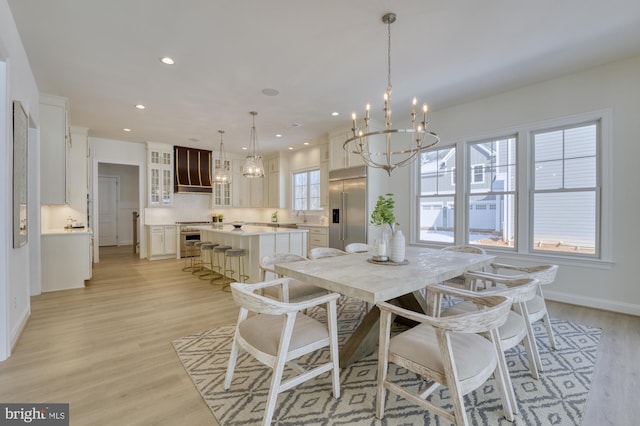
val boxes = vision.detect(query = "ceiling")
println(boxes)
[8,0,640,155]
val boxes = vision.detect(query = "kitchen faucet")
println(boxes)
[296,210,307,223]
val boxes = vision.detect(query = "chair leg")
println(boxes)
[375,309,392,419]
[542,312,557,349]
[489,328,517,420]
[327,300,340,399]
[262,315,295,426]
[224,309,249,390]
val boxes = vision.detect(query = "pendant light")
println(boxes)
[242,111,265,178]
[213,130,231,184]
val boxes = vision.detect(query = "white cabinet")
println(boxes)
[147,143,173,207]
[320,161,329,207]
[232,159,264,208]
[147,225,177,260]
[266,156,286,208]
[41,230,93,291]
[298,225,328,256]
[40,94,70,205]
[328,128,365,171]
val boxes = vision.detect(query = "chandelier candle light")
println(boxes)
[242,111,265,178]
[344,12,439,175]
[213,130,231,184]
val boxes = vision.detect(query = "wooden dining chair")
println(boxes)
[488,263,559,349]
[224,279,341,426]
[439,271,542,419]
[376,285,515,426]
[309,247,348,259]
[440,245,487,289]
[344,243,374,254]
[259,253,328,302]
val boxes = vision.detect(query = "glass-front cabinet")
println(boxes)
[212,157,232,207]
[147,142,173,207]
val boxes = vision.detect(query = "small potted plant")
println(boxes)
[370,193,397,234]
[370,194,405,263]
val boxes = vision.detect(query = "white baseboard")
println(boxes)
[10,305,30,355]
[545,290,640,316]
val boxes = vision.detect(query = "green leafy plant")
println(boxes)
[370,193,397,232]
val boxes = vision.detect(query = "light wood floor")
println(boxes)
[0,246,637,425]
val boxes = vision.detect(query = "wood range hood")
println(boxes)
[174,146,212,194]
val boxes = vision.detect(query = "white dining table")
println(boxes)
[275,246,495,367]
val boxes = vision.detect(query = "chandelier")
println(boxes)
[344,12,439,176]
[212,130,231,184]
[242,111,265,178]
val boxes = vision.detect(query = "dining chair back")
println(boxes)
[376,285,515,426]
[345,243,374,254]
[309,247,348,259]
[225,279,341,426]
[489,263,559,349]
[259,253,326,302]
[440,245,488,289]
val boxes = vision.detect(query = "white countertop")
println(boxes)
[42,227,93,235]
[194,224,308,236]
[296,223,328,228]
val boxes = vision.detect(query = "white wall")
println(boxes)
[391,54,640,315]
[0,0,41,360]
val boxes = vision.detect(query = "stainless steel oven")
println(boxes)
[177,222,209,257]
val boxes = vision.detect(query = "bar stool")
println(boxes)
[182,240,200,272]
[191,241,207,275]
[199,243,219,280]
[224,248,249,292]
[212,245,232,285]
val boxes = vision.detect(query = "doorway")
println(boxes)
[96,163,140,255]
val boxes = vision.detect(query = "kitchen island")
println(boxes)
[41,228,93,292]
[193,225,308,283]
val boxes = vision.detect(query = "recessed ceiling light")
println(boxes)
[262,88,279,96]
[135,104,146,110]
[242,147,248,150]
[303,142,309,145]
[289,123,301,128]
[331,112,339,116]
[288,147,294,150]
[123,128,131,132]
[275,134,283,138]
[160,57,175,65]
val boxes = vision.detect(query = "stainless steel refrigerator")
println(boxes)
[329,166,367,250]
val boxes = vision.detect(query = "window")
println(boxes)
[532,122,599,255]
[293,169,321,211]
[471,164,485,184]
[417,147,456,243]
[413,112,607,260]
[468,137,517,249]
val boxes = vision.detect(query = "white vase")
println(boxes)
[390,229,405,263]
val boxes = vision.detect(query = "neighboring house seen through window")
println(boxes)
[417,147,456,243]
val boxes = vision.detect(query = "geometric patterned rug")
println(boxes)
[172,298,601,425]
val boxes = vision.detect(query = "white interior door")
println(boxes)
[98,176,118,246]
